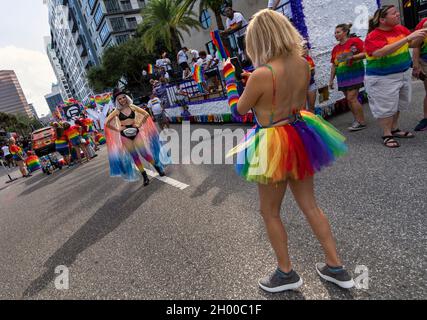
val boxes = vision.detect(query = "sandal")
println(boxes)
[391,128,415,138]
[382,136,400,148]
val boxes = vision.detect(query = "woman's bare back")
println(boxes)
[252,54,310,126]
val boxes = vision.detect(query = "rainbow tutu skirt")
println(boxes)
[227,111,348,184]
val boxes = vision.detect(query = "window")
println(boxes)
[199,9,211,30]
[94,5,103,26]
[99,23,111,43]
[110,17,126,31]
[88,0,96,10]
[126,17,138,29]
[120,0,132,11]
[116,34,130,44]
[104,0,121,13]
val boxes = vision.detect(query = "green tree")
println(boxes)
[138,0,201,53]
[87,38,157,97]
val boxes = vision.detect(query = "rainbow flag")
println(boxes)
[148,64,154,75]
[192,64,205,93]
[193,64,203,83]
[25,155,41,172]
[210,30,229,60]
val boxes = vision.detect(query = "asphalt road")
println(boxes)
[0,83,426,300]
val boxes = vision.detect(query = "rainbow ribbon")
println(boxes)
[210,30,229,60]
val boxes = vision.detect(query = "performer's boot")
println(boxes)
[142,170,150,186]
[154,165,165,177]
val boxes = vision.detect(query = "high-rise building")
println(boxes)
[0,70,33,118]
[28,104,39,119]
[45,36,72,100]
[45,91,64,115]
[47,0,94,101]
[80,0,145,61]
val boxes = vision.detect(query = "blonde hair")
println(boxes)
[246,9,303,67]
[115,94,134,110]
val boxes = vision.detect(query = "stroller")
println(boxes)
[40,152,64,175]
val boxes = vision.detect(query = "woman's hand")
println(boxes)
[407,29,427,42]
[413,62,422,78]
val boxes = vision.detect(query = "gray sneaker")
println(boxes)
[348,121,367,132]
[315,263,355,289]
[258,269,303,293]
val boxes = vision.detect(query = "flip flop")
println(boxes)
[391,129,415,138]
[382,136,400,148]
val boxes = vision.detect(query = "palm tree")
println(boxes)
[139,0,201,53]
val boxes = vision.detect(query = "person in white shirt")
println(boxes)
[267,0,293,19]
[197,51,221,92]
[177,47,190,72]
[189,49,199,66]
[1,144,13,168]
[147,94,169,130]
[222,7,248,61]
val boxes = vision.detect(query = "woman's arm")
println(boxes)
[413,47,422,77]
[105,110,120,132]
[329,64,336,89]
[372,29,427,57]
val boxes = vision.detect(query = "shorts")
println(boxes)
[365,69,412,119]
[5,154,12,162]
[338,83,364,92]
[57,147,70,157]
[205,68,219,79]
[154,113,166,123]
[179,62,190,71]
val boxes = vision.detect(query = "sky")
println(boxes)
[0,0,56,117]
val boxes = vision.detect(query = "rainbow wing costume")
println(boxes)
[105,107,171,182]
[223,61,348,184]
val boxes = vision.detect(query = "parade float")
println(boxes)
[165,0,380,124]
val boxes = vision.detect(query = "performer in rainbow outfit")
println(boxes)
[224,9,354,293]
[104,89,169,185]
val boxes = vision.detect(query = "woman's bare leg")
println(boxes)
[288,177,342,267]
[258,181,292,272]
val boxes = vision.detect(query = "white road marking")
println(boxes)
[145,170,189,190]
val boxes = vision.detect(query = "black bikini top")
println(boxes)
[118,110,136,121]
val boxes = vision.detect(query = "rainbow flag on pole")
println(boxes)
[210,30,229,60]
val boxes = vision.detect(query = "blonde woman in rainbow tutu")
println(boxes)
[224,9,355,292]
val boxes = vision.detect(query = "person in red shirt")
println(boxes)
[412,18,427,132]
[302,41,317,112]
[330,23,367,131]
[8,137,30,177]
[364,5,426,148]
[63,122,90,164]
